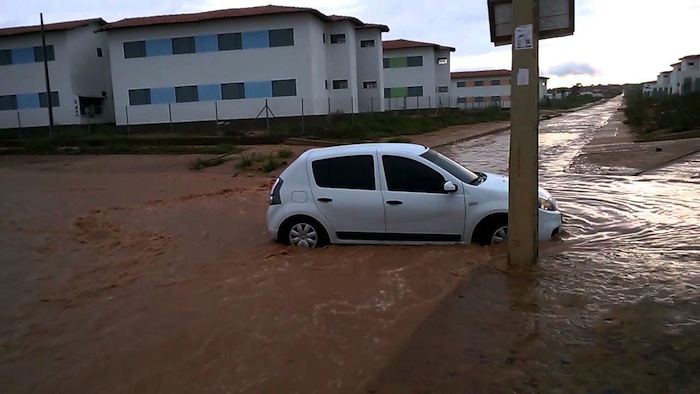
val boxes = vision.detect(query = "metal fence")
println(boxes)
[0,95,507,140]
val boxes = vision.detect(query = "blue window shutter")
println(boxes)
[11,47,35,64]
[150,87,176,104]
[16,93,40,109]
[244,81,273,98]
[145,39,173,56]
[241,30,270,49]
[198,84,221,101]
[195,35,218,53]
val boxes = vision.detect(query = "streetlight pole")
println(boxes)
[40,13,54,138]
[507,0,539,266]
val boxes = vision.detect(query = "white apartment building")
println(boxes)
[450,69,548,109]
[101,6,388,126]
[677,54,700,95]
[0,18,114,130]
[653,71,672,96]
[382,39,454,110]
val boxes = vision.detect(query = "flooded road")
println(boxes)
[369,97,700,392]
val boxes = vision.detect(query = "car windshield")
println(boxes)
[420,149,479,184]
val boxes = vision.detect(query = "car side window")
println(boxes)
[312,155,375,190]
[382,155,446,193]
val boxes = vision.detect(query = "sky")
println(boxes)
[2,0,699,88]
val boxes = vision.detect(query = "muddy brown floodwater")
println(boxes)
[369,96,700,392]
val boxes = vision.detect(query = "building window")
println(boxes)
[0,49,11,65]
[491,96,501,102]
[221,83,245,100]
[689,62,695,66]
[437,86,449,93]
[218,33,242,51]
[456,81,466,88]
[407,56,423,67]
[39,91,60,107]
[325,80,328,90]
[96,48,103,57]
[129,89,151,105]
[491,79,501,86]
[33,45,55,62]
[360,39,375,48]
[437,57,448,65]
[322,33,326,43]
[272,79,297,97]
[475,96,484,103]
[330,34,346,44]
[0,94,17,110]
[474,80,484,87]
[175,86,198,103]
[101,91,108,98]
[333,80,349,89]
[407,86,423,97]
[172,37,196,54]
[363,81,378,89]
[124,41,146,58]
[456,97,467,104]
[383,58,391,69]
[269,28,294,47]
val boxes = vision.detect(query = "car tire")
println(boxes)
[476,217,509,246]
[281,217,327,248]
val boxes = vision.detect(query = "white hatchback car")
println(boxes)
[267,143,561,247]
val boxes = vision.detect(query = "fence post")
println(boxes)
[300,98,305,134]
[428,96,431,110]
[265,98,270,134]
[168,103,173,134]
[351,97,354,125]
[17,111,22,139]
[215,101,220,135]
[125,106,130,136]
[403,97,407,111]
[327,97,331,126]
[87,112,91,137]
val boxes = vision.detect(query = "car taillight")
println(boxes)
[269,178,283,205]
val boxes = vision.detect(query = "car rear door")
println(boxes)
[379,154,466,242]
[307,152,386,239]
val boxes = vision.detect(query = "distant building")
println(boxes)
[450,69,548,109]
[654,71,672,96]
[0,18,113,130]
[678,54,700,95]
[100,5,388,126]
[382,39,454,110]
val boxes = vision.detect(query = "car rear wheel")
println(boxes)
[283,218,327,248]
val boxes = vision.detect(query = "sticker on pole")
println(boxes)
[514,24,533,50]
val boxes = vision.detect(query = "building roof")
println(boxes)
[0,18,106,38]
[328,15,389,32]
[101,5,387,32]
[451,69,511,79]
[382,39,455,52]
[680,54,700,60]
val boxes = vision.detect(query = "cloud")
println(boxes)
[547,62,600,77]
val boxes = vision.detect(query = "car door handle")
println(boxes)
[317,198,333,203]
[386,200,403,205]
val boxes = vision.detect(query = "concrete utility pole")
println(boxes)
[507,0,540,266]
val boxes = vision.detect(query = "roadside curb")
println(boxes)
[429,126,511,148]
[634,147,700,175]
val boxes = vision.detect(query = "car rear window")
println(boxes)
[312,155,375,190]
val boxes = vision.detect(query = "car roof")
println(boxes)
[306,143,429,157]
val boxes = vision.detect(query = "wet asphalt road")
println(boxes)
[367,97,700,393]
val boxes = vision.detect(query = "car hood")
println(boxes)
[478,172,553,198]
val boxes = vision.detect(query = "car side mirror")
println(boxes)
[443,180,458,193]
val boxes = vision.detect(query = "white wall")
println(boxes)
[325,20,358,114]
[670,63,681,94]
[383,46,439,110]
[107,13,333,125]
[66,23,114,124]
[0,30,74,128]
[679,56,700,94]
[355,29,384,112]
[434,49,451,106]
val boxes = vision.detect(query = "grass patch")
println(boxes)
[277,148,294,158]
[540,95,602,110]
[624,89,700,138]
[262,156,282,173]
[2,141,241,155]
[190,157,226,171]
[236,153,257,169]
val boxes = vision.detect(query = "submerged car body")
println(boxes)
[267,143,562,247]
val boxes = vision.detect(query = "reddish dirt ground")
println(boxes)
[0,153,503,393]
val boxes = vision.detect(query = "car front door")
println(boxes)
[380,154,466,242]
[307,153,386,239]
